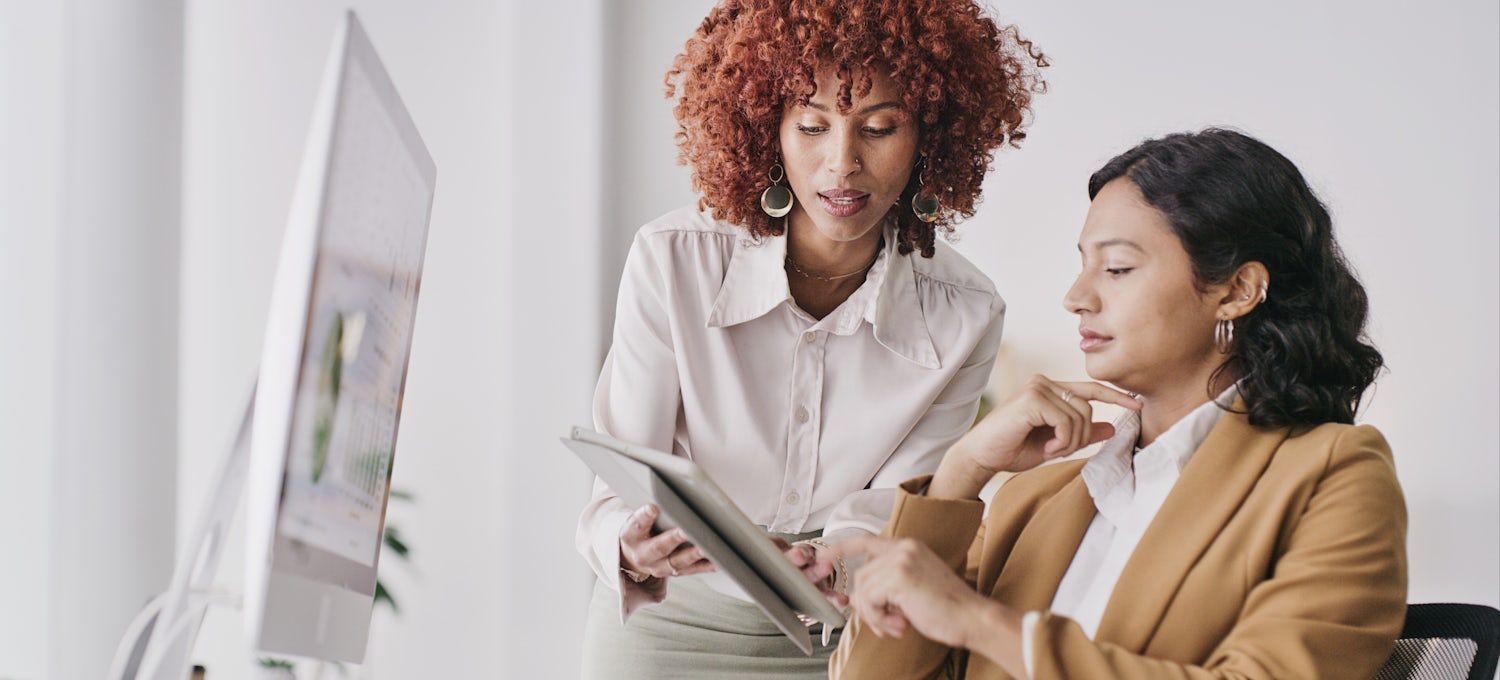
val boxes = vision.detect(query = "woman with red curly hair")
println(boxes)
[575,0,1045,676]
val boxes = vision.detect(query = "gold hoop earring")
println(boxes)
[911,157,940,223]
[760,162,794,218]
[1214,317,1235,354]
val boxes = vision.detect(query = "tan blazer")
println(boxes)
[831,407,1408,680]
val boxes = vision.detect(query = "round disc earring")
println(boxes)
[912,158,940,223]
[761,162,794,218]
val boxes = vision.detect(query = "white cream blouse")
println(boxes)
[576,206,1005,617]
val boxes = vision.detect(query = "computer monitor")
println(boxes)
[105,12,433,679]
[243,10,435,662]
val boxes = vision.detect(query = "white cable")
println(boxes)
[108,587,243,680]
[133,600,208,680]
[106,592,167,680]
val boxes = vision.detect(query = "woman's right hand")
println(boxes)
[618,504,715,580]
[930,376,1142,499]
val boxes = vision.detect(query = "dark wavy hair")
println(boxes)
[665,0,1047,257]
[1088,128,1383,428]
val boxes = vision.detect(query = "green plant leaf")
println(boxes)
[388,488,414,502]
[374,580,399,614]
[384,527,409,558]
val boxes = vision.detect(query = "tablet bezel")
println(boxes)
[564,427,846,631]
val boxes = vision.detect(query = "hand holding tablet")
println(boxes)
[562,427,846,654]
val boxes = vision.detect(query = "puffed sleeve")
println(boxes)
[1024,425,1407,680]
[820,297,1004,545]
[574,230,683,620]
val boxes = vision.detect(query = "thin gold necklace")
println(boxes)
[784,250,879,282]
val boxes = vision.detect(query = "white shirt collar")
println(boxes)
[1080,385,1240,519]
[705,220,939,369]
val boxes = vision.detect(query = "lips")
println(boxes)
[1079,328,1112,352]
[818,189,870,218]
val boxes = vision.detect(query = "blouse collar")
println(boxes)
[706,219,939,369]
[1081,384,1241,511]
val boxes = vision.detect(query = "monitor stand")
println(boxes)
[107,385,256,680]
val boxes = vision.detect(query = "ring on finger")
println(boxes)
[1059,389,1074,404]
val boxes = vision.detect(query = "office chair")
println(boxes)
[1374,603,1500,680]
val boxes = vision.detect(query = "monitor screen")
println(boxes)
[243,11,435,663]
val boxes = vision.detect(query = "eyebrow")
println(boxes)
[1078,238,1146,253]
[801,100,904,115]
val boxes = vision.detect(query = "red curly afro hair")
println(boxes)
[666,0,1046,257]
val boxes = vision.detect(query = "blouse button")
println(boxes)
[786,491,800,504]
[803,332,816,343]
[795,407,810,423]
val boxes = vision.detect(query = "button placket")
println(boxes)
[776,328,824,531]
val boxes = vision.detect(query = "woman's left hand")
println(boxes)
[818,535,991,647]
[773,538,844,602]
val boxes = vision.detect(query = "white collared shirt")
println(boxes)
[577,206,1005,616]
[1021,385,1239,673]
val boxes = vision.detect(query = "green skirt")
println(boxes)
[580,536,840,679]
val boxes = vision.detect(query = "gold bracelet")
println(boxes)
[799,539,846,596]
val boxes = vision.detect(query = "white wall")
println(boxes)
[1,1,182,678]
[604,0,1500,611]
[0,4,64,679]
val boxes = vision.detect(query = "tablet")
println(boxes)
[562,426,845,654]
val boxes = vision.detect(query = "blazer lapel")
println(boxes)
[1092,405,1290,651]
[987,476,1098,612]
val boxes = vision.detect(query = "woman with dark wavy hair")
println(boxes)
[821,128,1407,679]
[574,0,1045,676]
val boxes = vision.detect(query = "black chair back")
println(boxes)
[1374,603,1500,680]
